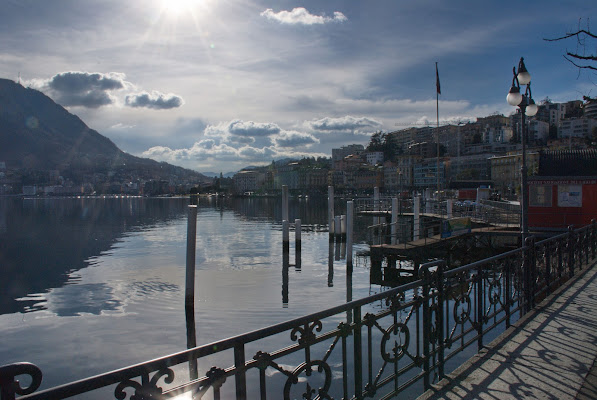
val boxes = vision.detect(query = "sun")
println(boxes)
[160,0,201,18]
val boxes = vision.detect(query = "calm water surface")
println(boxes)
[0,196,381,390]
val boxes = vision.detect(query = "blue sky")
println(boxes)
[1,0,595,174]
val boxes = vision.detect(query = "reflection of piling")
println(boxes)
[282,251,289,307]
[295,219,301,252]
[328,239,334,287]
[447,199,453,219]
[328,186,334,239]
[185,205,197,307]
[185,302,198,380]
[295,219,301,271]
[346,201,354,268]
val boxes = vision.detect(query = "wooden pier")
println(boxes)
[369,226,521,286]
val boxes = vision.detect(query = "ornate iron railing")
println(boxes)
[2,221,596,400]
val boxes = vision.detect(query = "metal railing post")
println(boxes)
[234,344,247,400]
[545,243,552,296]
[422,265,431,390]
[526,237,536,309]
[353,306,363,399]
[505,258,512,328]
[436,261,445,380]
[568,226,575,279]
[591,219,597,259]
[476,265,484,350]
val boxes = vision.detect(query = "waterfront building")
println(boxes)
[331,144,364,168]
[490,151,540,197]
[233,170,266,193]
[275,163,299,190]
[447,153,493,182]
[413,158,446,189]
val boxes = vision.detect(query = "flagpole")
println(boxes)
[436,62,440,196]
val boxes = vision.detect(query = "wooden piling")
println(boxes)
[346,201,354,267]
[282,219,289,253]
[282,185,289,222]
[185,205,198,307]
[328,186,334,238]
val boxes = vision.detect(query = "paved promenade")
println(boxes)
[418,261,597,400]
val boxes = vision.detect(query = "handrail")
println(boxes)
[2,220,596,400]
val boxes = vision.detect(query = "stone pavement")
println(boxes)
[418,262,597,400]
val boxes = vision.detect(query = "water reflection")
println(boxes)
[0,197,190,314]
[1,195,388,392]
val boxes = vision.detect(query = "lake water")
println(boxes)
[0,196,383,391]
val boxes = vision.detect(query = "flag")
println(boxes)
[436,62,441,95]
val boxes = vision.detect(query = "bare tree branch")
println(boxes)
[566,52,597,62]
[544,29,597,41]
[564,55,597,71]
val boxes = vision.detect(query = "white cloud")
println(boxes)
[274,130,319,148]
[228,120,281,137]
[308,115,382,132]
[260,8,347,25]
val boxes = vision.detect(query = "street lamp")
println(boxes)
[507,57,538,241]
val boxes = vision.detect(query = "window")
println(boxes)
[529,185,552,207]
[558,185,582,207]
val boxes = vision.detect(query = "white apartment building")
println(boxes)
[331,144,364,168]
[233,170,266,193]
[365,151,384,166]
[559,118,597,139]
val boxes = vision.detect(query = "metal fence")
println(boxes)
[2,222,596,400]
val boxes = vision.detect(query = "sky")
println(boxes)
[1,0,596,175]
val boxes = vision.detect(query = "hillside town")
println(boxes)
[231,98,597,198]
[1,97,596,198]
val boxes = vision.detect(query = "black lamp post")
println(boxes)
[507,57,538,241]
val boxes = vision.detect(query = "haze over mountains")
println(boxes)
[0,78,210,183]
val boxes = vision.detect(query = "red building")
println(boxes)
[528,150,597,230]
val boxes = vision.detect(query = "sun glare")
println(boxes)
[160,0,201,18]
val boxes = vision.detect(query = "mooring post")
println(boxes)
[328,186,334,239]
[346,201,354,268]
[334,215,341,240]
[282,185,289,222]
[282,219,290,253]
[413,196,421,241]
[340,215,346,240]
[185,205,198,307]
[391,197,398,245]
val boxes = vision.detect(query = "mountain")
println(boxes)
[0,78,210,184]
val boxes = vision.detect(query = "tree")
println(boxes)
[545,19,597,90]
[367,131,384,151]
